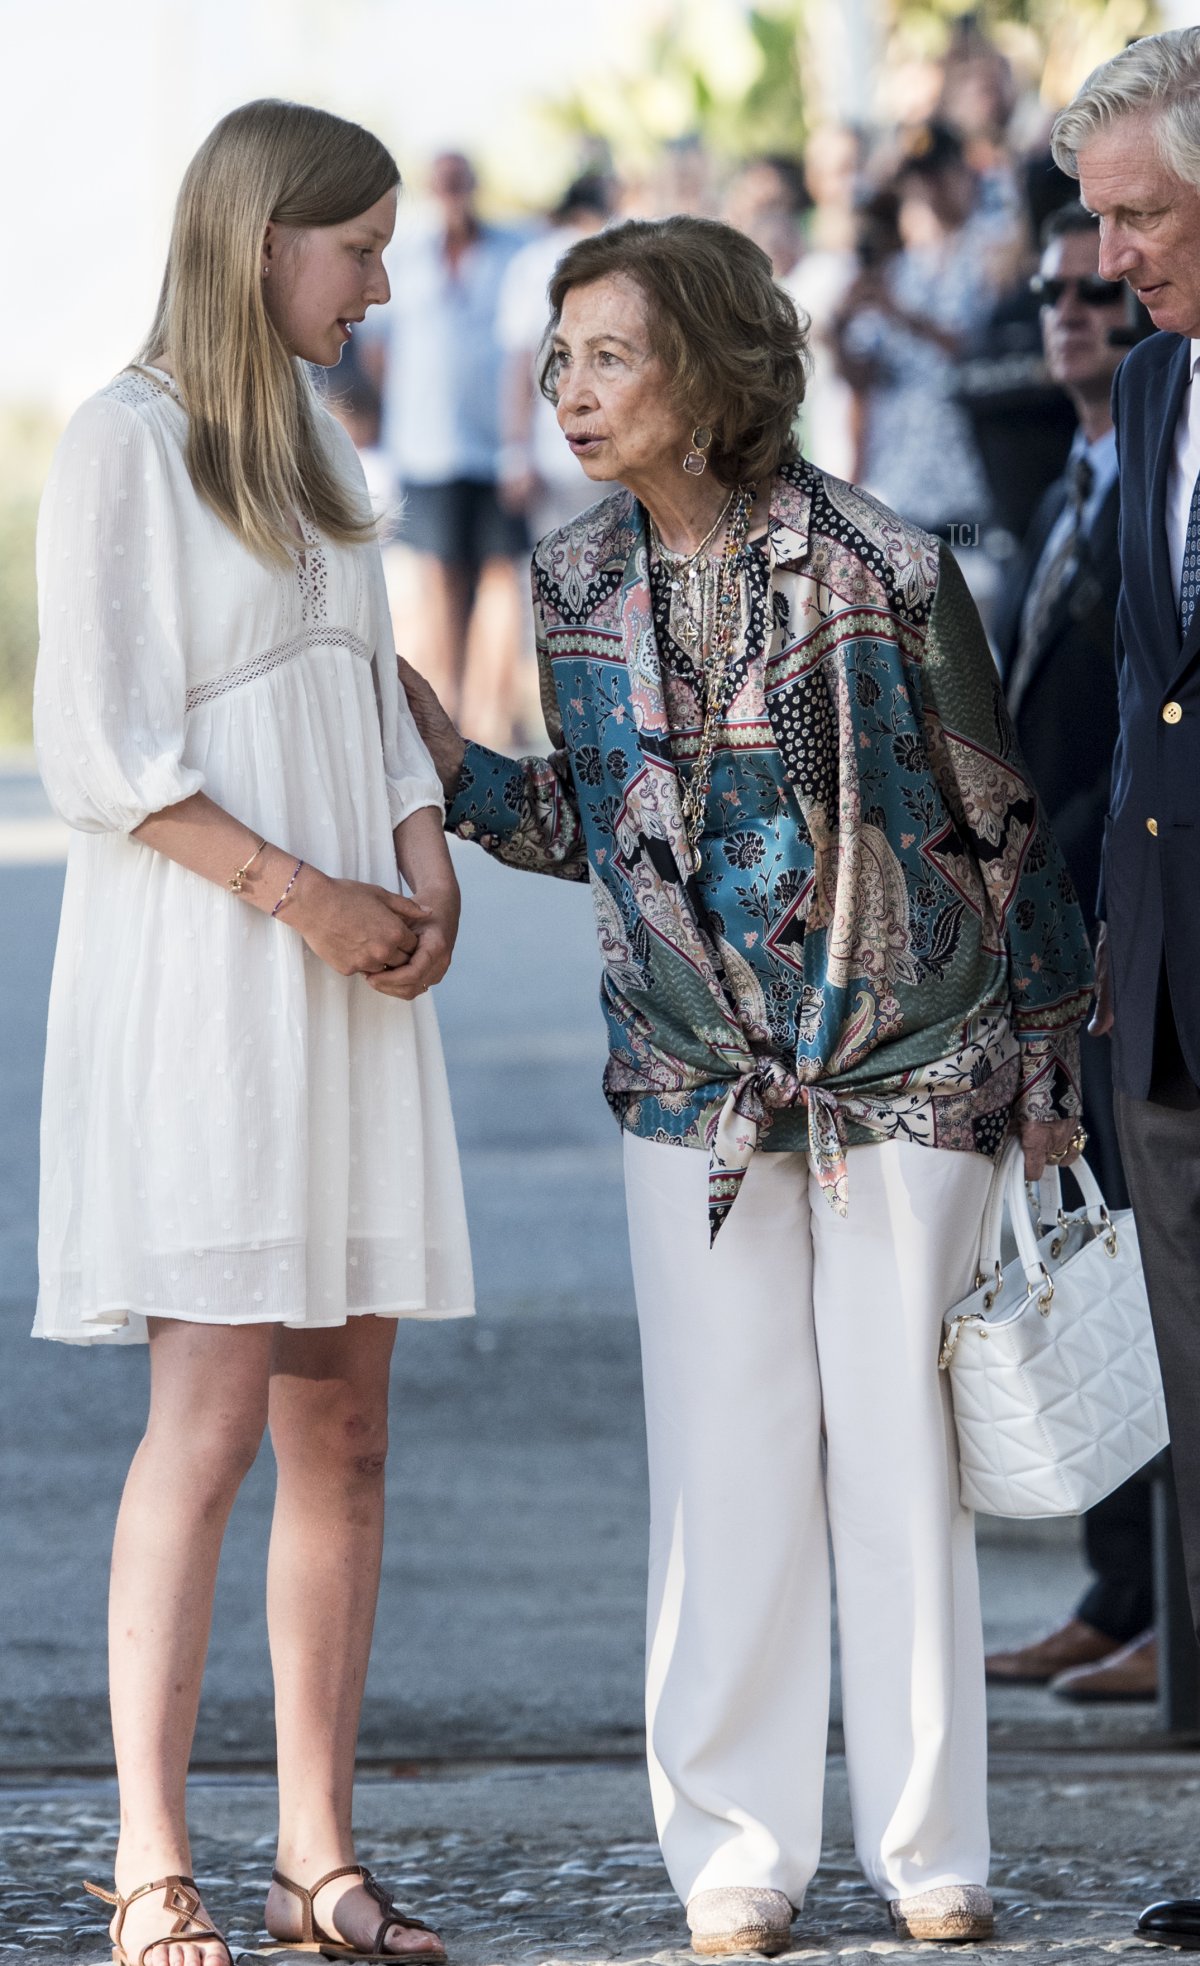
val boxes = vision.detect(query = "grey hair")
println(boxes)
[1051,28,1200,188]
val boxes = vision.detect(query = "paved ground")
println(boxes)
[2,760,1196,1964]
[4,1754,1198,1964]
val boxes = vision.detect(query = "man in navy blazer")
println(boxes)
[987,203,1162,1704]
[1054,25,1200,1951]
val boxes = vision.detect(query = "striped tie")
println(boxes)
[1180,467,1200,636]
[1010,452,1094,709]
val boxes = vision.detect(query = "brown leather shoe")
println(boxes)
[1052,1629,1157,1702]
[985,1617,1121,1685]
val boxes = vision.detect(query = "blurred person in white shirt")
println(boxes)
[496,174,615,544]
[492,172,615,741]
[362,152,527,747]
[786,125,865,482]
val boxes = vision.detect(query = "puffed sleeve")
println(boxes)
[33,392,205,832]
[319,409,443,827]
[444,577,588,880]
[365,545,445,826]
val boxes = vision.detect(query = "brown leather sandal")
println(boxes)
[260,1863,447,1961]
[84,1875,234,1966]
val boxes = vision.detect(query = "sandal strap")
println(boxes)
[271,1865,438,1952]
[272,1864,368,1946]
[84,1876,231,1966]
[360,1868,438,1946]
[135,1923,230,1966]
[85,1876,201,1917]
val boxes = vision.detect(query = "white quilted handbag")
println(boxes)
[939,1138,1168,1518]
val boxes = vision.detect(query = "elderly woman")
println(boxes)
[402,217,1093,1954]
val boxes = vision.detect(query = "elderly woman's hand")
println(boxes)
[399,658,467,798]
[1019,1117,1083,1182]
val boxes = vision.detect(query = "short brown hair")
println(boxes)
[539,216,810,489]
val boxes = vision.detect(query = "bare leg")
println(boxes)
[109,1319,274,1966]
[460,554,524,751]
[405,551,473,725]
[266,1316,441,1955]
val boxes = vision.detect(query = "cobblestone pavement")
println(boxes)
[2,1757,1196,1965]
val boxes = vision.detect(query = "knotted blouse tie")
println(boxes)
[707,1058,853,1244]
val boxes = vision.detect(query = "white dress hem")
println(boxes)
[33,1299,476,1346]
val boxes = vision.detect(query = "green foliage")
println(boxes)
[536,1,807,170]
[532,0,1162,176]
[742,9,808,151]
[0,406,54,746]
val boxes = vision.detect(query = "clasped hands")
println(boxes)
[285,867,455,1000]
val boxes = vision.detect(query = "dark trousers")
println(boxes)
[1078,1026,1129,1212]
[1115,990,1200,1645]
[1072,1028,1154,1640]
[1077,1476,1154,1640]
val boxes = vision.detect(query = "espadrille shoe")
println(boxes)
[687,1886,794,1957]
[887,1885,994,1944]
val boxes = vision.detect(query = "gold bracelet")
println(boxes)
[228,839,267,893]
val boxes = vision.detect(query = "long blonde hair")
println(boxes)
[138,99,399,563]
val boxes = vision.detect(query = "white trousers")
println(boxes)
[623,1131,994,1910]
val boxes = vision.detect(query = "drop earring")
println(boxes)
[683,426,712,477]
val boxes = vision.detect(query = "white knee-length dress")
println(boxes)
[32,366,474,1343]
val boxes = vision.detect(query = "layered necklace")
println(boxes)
[648,484,755,869]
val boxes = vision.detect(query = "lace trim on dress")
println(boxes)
[106,367,183,410]
[185,624,371,711]
[295,513,329,624]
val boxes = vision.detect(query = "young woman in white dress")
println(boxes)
[33,100,473,1966]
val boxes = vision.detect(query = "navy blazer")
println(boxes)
[994,468,1120,941]
[1106,330,1200,1094]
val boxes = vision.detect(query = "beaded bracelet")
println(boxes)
[228,839,267,893]
[271,858,305,918]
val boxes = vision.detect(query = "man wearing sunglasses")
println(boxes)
[1054,26,1200,1950]
[987,201,1153,1706]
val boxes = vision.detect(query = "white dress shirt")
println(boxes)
[1008,426,1118,706]
[369,220,523,487]
[1035,425,1119,575]
[496,225,593,495]
[1166,338,1200,600]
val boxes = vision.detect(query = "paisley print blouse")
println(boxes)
[446,459,1093,1240]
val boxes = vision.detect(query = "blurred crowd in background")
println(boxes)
[328,10,1147,757]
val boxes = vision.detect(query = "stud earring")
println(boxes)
[683,426,712,477]
[262,265,269,279]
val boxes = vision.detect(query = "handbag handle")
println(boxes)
[978,1141,1118,1294]
[1035,1157,1111,1234]
[1004,1144,1058,1288]
[976,1138,1025,1289]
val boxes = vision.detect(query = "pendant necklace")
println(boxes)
[648,489,736,593]
[649,485,756,869]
